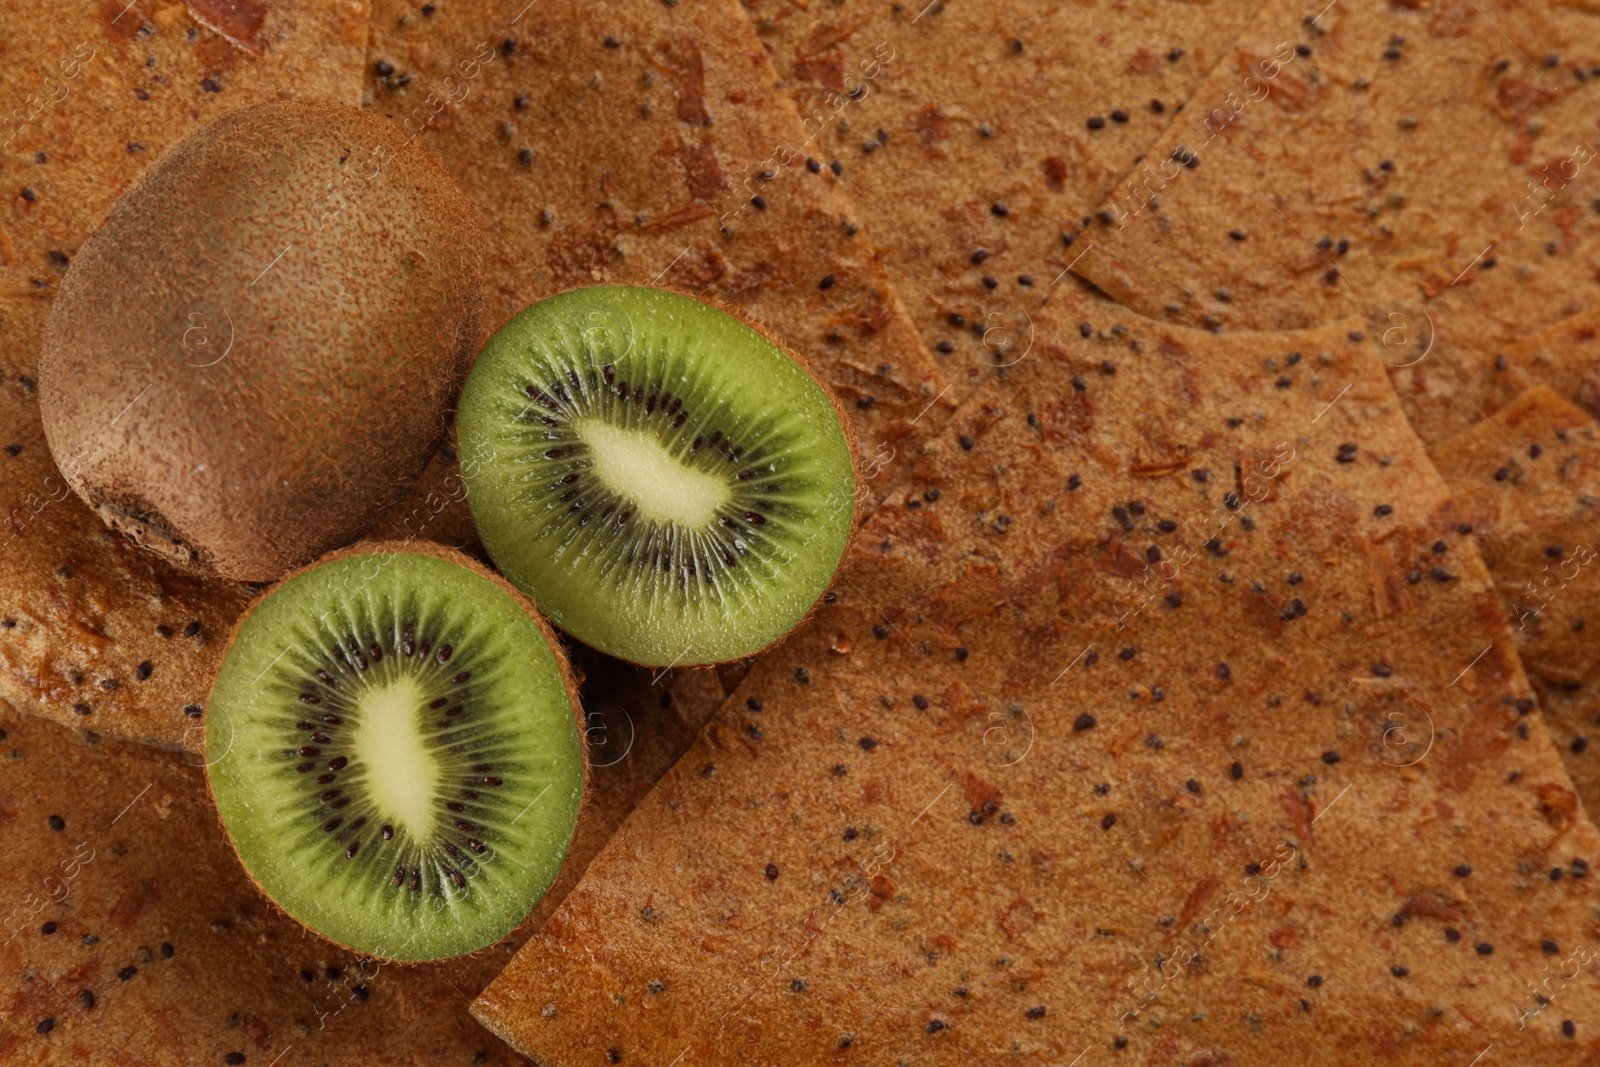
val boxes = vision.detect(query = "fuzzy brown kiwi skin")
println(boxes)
[39,100,484,584]
[201,539,589,965]
[518,284,865,671]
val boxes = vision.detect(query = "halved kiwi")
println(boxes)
[458,286,858,667]
[204,542,584,962]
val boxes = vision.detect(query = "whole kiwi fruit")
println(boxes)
[39,99,483,582]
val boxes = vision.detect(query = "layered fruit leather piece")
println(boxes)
[475,291,1600,1064]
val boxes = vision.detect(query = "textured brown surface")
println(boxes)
[1,0,371,299]
[40,99,484,582]
[1391,305,1600,450]
[0,707,528,1066]
[477,296,1600,1065]
[544,644,712,934]
[1495,309,1600,429]
[737,0,1257,376]
[8,2,1600,1063]
[1071,0,1600,340]
[1432,387,1600,818]
[645,0,1257,731]
[366,440,484,555]
[364,0,947,469]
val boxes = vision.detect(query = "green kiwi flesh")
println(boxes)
[457,286,857,667]
[204,544,584,962]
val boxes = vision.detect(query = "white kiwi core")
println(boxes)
[352,677,440,837]
[575,417,732,528]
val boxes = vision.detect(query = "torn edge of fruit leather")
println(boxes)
[0,709,537,1066]
[474,296,1600,1065]
[363,0,949,477]
[1431,386,1600,823]
[0,0,371,298]
[1390,304,1600,451]
[734,0,1260,369]
[1068,0,1600,339]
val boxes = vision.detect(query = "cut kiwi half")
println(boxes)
[204,542,584,962]
[458,286,858,667]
